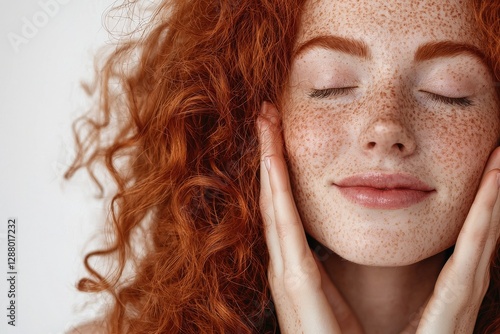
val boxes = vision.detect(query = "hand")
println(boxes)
[258,102,364,333]
[258,100,500,333]
[402,148,500,334]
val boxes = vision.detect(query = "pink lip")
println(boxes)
[334,172,435,209]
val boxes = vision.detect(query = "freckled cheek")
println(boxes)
[283,106,349,179]
[432,115,497,170]
[428,111,500,212]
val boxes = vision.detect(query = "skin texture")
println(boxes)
[260,104,500,333]
[282,0,500,266]
[261,0,500,332]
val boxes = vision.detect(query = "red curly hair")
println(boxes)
[65,0,500,333]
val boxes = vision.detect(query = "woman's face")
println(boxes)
[282,0,500,266]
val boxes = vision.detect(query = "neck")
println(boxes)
[317,243,448,334]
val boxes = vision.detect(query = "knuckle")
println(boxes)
[470,229,489,248]
[267,264,283,287]
[434,267,473,309]
[259,198,273,222]
[282,258,321,295]
[274,220,289,239]
[259,192,271,209]
[274,218,300,239]
[267,269,288,303]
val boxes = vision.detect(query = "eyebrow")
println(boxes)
[414,41,488,66]
[293,35,371,60]
[293,35,488,67]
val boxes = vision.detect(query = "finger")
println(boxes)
[416,169,500,332]
[258,102,300,330]
[466,147,500,294]
[481,146,500,176]
[475,184,500,292]
[258,104,283,273]
[482,147,500,237]
[261,103,311,280]
[450,169,500,280]
[260,103,341,333]
[469,147,500,278]
[475,228,497,294]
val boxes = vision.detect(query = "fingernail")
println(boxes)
[497,173,500,187]
[256,117,263,134]
[265,156,271,171]
[260,101,269,116]
[261,102,279,125]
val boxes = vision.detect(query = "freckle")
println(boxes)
[285,0,499,266]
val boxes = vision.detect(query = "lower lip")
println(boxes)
[336,186,434,209]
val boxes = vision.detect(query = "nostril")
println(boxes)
[396,143,404,151]
[367,142,376,149]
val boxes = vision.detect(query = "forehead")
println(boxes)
[297,0,483,48]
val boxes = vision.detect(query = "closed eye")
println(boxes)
[308,87,357,99]
[422,91,473,107]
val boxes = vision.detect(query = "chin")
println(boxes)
[311,228,457,268]
[332,248,438,267]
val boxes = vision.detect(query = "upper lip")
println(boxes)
[334,172,435,191]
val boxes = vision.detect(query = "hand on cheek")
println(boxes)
[258,102,364,334]
[258,100,500,333]
[402,147,500,333]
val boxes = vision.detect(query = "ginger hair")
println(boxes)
[65,0,500,333]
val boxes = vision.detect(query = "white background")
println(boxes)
[0,0,119,333]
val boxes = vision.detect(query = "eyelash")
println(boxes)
[308,87,356,98]
[424,92,473,107]
[308,87,474,107]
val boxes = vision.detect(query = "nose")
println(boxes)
[359,116,416,157]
